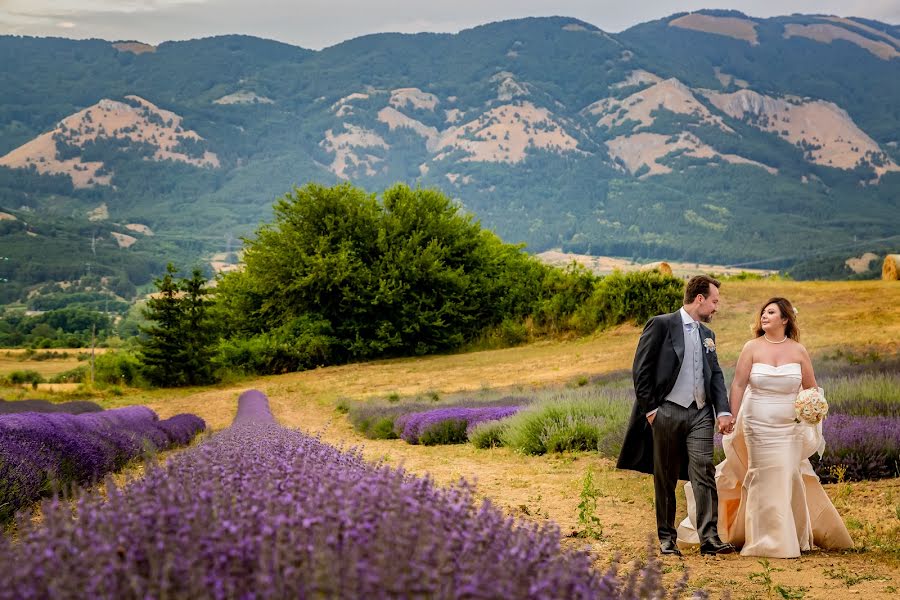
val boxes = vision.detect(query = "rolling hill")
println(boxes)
[1,10,898,302]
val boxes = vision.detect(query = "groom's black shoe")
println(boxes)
[660,539,683,557]
[700,538,736,556]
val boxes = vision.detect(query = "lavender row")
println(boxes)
[232,388,276,425]
[348,394,530,440]
[812,414,900,482]
[394,405,522,444]
[0,407,205,523]
[713,413,900,482]
[1,403,631,599]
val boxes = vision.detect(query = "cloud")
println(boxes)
[4,1,210,17]
[0,1,897,49]
[0,0,211,33]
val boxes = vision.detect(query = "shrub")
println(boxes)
[94,350,144,386]
[215,315,337,375]
[540,414,612,453]
[579,270,683,328]
[394,406,521,445]
[48,365,87,384]
[347,405,405,439]
[822,373,900,417]
[368,416,399,440]
[712,271,767,281]
[500,387,632,456]
[5,370,44,385]
[532,264,598,334]
[469,419,508,449]
[418,419,469,445]
[22,350,71,361]
[473,317,531,349]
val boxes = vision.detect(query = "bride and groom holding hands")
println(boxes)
[617,275,853,558]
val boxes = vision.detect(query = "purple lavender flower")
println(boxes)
[813,414,900,481]
[156,414,208,446]
[234,389,275,425]
[0,406,205,523]
[0,390,685,598]
[349,395,530,440]
[395,406,521,444]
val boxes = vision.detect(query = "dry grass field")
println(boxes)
[0,348,105,379]
[6,280,900,597]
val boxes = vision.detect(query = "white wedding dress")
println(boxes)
[678,363,853,557]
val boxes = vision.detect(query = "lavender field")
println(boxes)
[0,347,896,597]
[351,359,899,482]
[0,405,205,523]
[0,390,690,599]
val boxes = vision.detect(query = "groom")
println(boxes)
[617,275,736,556]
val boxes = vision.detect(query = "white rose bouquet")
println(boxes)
[794,387,828,425]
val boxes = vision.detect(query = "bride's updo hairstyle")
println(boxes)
[753,297,800,341]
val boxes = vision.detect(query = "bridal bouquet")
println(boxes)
[794,387,829,424]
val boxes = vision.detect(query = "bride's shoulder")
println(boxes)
[792,340,812,357]
[784,338,808,352]
[742,337,763,350]
[737,337,761,365]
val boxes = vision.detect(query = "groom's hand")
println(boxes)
[716,415,734,434]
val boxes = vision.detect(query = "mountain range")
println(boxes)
[1,9,898,302]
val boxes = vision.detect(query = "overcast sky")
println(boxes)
[1,1,897,50]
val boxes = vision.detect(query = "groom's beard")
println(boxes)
[699,313,714,323]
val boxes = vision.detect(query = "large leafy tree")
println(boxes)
[215,182,551,369]
[139,264,217,386]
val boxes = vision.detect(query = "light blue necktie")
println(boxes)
[686,322,705,409]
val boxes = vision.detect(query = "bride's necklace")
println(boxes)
[763,334,788,344]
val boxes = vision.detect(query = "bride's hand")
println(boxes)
[716,415,735,435]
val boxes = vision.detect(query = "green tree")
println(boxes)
[139,264,218,386]
[215,182,557,371]
[179,268,218,385]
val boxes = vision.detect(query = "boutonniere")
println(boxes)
[703,338,716,353]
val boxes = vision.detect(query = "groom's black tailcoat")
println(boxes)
[616,310,729,477]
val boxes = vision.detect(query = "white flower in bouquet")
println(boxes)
[794,387,828,425]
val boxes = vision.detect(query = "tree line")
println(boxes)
[115,183,683,387]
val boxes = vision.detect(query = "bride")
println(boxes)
[679,297,853,557]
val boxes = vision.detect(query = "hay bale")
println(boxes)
[640,261,673,277]
[883,254,900,280]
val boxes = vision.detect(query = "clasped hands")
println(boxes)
[717,415,736,435]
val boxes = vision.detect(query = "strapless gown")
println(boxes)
[678,363,853,557]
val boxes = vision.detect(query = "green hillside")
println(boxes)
[1,11,898,303]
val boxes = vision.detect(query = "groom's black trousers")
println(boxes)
[652,400,718,544]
